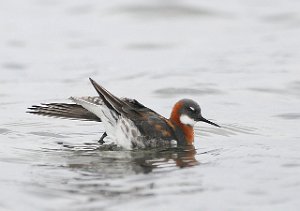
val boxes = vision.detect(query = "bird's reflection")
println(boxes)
[62,144,199,175]
[133,145,198,173]
[35,144,201,198]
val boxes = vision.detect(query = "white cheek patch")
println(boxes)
[180,114,196,126]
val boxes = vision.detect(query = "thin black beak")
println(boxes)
[196,116,220,128]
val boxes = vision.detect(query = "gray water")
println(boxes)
[1,0,300,210]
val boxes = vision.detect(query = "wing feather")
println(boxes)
[27,103,101,122]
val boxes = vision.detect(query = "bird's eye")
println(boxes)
[189,107,195,112]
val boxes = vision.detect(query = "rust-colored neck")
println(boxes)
[170,101,194,145]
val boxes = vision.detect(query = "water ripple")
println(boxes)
[195,123,259,137]
[154,87,223,97]
[0,128,11,135]
[29,131,68,138]
[2,62,26,70]
[274,113,300,120]
[112,3,218,19]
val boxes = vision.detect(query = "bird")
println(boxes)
[28,78,220,149]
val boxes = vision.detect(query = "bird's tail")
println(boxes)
[27,103,101,122]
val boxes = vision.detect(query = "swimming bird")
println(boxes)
[28,78,220,149]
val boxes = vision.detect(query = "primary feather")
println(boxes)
[27,102,101,122]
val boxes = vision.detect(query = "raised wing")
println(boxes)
[88,79,176,141]
[88,78,156,117]
[27,102,101,122]
[27,97,152,122]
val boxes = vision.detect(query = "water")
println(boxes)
[1,0,300,210]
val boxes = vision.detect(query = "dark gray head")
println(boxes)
[171,99,220,127]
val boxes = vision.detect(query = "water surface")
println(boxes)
[0,0,300,210]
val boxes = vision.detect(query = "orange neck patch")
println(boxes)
[170,101,194,145]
